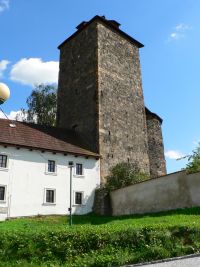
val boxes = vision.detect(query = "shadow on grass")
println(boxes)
[72,206,200,225]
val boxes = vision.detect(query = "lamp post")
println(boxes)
[68,161,74,226]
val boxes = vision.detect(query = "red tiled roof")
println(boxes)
[0,118,99,158]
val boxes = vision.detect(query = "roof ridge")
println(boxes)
[58,15,144,49]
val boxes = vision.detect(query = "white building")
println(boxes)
[0,118,100,221]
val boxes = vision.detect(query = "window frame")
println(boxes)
[74,163,84,177]
[0,185,6,203]
[45,159,57,175]
[0,154,8,171]
[74,191,84,206]
[44,188,56,205]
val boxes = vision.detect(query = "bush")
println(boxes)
[105,162,149,191]
[0,225,200,266]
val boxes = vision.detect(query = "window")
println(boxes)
[0,186,5,201]
[76,163,83,176]
[0,155,7,168]
[48,160,56,173]
[75,192,83,205]
[45,189,56,204]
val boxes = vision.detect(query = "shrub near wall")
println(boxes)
[1,225,200,266]
[105,162,149,191]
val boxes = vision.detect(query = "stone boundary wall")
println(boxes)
[93,188,112,215]
[110,171,200,216]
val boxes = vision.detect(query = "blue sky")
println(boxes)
[0,0,199,173]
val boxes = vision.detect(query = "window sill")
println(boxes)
[45,172,57,176]
[0,168,9,172]
[73,204,85,207]
[73,175,85,178]
[42,203,56,206]
[0,201,6,204]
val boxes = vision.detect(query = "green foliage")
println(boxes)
[105,162,149,191]
[22,84,57,126]
[1,208,200,266]
[0,223,200,266]
[185,143,200,174]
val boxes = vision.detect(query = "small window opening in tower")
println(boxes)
[127,158,130,163]
[72,124,78,131]
[75,88,80,95]
[108,131,111,136]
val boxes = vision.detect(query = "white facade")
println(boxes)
[0,145,100,221]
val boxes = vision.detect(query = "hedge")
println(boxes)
[0,225,200,266]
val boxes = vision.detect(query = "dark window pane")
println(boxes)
[48,160,55,172]
[76,164,83,175]
[0,187,5,201]
[0,155,7,168]
[46,190,55,203]
[75,192,82,205]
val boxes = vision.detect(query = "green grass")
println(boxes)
[1,207,200,266]
[1,206,200,231]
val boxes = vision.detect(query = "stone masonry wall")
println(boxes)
[93,188,112,215]
[146,113,166,178]
[57,18,166,184]
[97,22,150,181]
[57,22,99,152]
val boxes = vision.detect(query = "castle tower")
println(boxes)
[145,108,167,177]
[57,16,166,182]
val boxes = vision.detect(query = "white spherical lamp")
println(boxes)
[0,83,10,105]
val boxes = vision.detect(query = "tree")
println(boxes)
[19,84,57,126]
[105,162,149,191]
[185,143,200,174]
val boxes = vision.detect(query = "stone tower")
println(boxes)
[57,15,166,182]
[145,108,166,177]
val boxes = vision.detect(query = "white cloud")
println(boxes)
[0,0,9,13]
[0,59,10,78]
[9,110,26,121]
[170,32,181,40]
[175,23,190,31]
[169,23,191,41]
[10,58,59,86]
[0,110,26,121]
[165,150,185,160]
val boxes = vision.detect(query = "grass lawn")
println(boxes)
[1,207,200,266]
[1,206,200,231]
